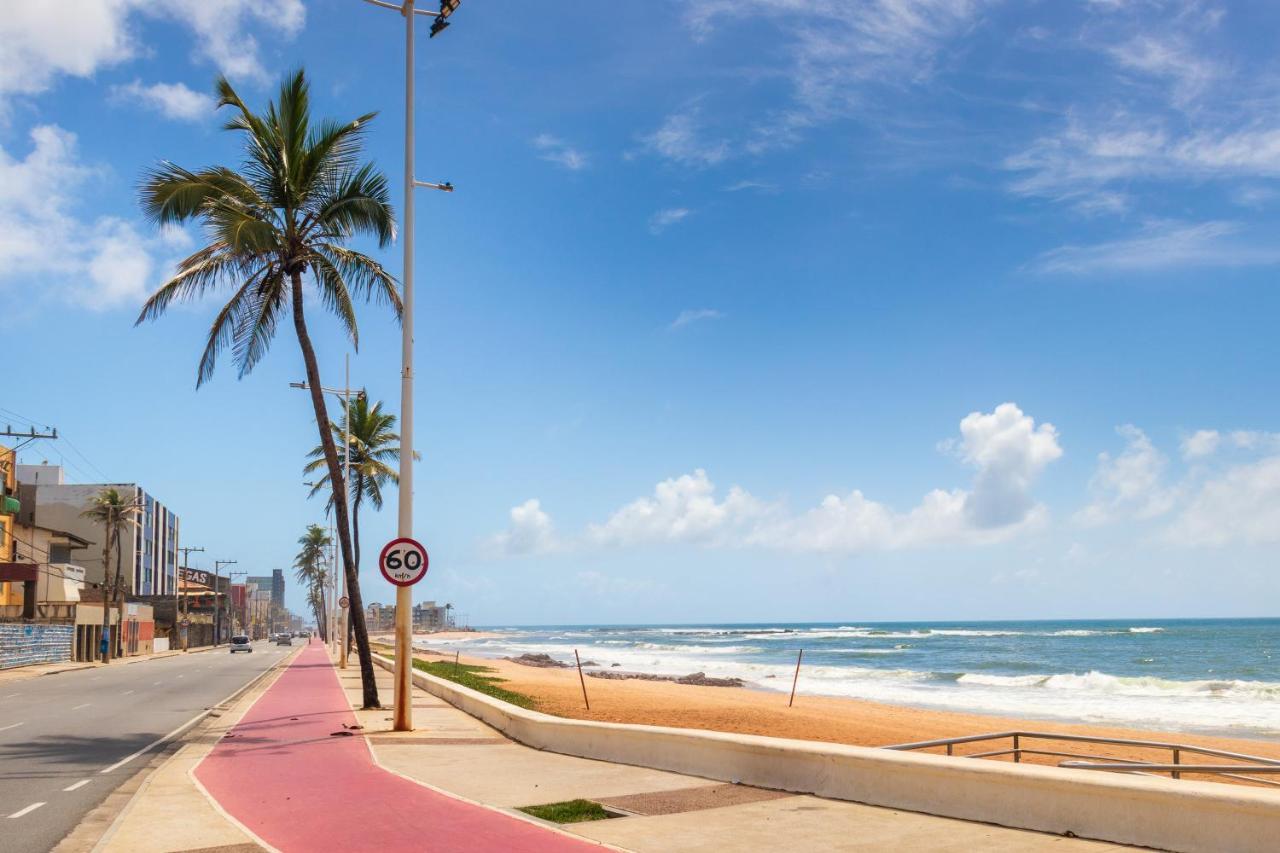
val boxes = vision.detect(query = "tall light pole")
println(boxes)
[362,0,460,734]
[213,560,236,646]
[176,546,204,652]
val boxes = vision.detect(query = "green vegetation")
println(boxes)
[409,658,537,709]
[517,800,613,824]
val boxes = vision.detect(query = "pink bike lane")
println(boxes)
[195,640,599,852]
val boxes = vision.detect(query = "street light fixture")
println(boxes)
[360,0,461,733]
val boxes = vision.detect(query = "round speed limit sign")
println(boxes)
[379,537,429,587]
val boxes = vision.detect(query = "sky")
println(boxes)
[3,0,1280,626]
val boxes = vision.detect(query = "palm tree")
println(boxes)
[294,524,331,642]
[81,488,142,663]
[135,70,397,708]
[304,393,408,652]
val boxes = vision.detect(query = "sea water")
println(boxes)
[416,619,1280,738]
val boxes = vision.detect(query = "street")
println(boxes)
[0,642,293,853]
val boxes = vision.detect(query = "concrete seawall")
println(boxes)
[373,653,1280,852]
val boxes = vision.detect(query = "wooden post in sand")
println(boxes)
[575,648,591,711]
[453,650,460,675]
[789,649,804,708]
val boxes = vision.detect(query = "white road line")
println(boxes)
[177,674,184,679]
[8,802,45,819]
[153,681,161,686]
[122,690,135,695]
[0,722,24,732]
[72,703,92,711]
[2,693,20,699]
[63,779,91,792]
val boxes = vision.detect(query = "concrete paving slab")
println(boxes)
[569,794,1124,852]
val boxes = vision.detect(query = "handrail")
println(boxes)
[885,730,1280,788]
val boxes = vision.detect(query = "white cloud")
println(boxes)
[0,1,305,111]
[1076,425,1178,526]
[669,308,723,330]
[112,79,214,121]
[639,110,730,167]
[1181,429,1220,460]
[648,207,692,235]
[1106,34,1222,106]
[485,499,558,557]
[488,403,1062,557]
[531,133,588,171]
[723,179,778,193]
[1029,221,1280,275]
[0,125,165,310]
[1167,456,1280,547]
[144,0,305,83]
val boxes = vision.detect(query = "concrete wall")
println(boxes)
[0,622,73,669]
[374,654,1280,853]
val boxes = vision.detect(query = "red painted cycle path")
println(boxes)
[195,641,597,852]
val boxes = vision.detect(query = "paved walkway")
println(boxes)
[194,641,597,852]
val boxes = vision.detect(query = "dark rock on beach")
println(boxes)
[587,670,744,688]
[505,653,570,668]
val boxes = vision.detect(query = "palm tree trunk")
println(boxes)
[99,529,112,664]
[289,271,379,708]
[349,483,362,657]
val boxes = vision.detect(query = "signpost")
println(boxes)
[381,536,428,727]
[379,537,429,587]
[338,596,350,610]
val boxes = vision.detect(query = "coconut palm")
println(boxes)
[81,488,142,663]
[304,394,408,651]
[135,69,397,707]
[294,524,331,642]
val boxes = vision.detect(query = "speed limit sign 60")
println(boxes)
[379,537,429,586]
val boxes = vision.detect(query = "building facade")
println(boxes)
[17,465,180,597]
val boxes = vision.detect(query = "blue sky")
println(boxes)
[3,1,1280,625]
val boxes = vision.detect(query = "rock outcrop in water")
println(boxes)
[588,670,744,688]
[505,653,570,668]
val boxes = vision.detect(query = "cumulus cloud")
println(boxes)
[1181,429,1220,460]
[487,403,1062,556]
[648,207,692,235]
[145,0,305,83]
[1076,425,1178,526]
[531,133,588,170]
[1167,457,1280,547]
[485,499,558,557]
[0,124,182,310]
[112,79,214,121]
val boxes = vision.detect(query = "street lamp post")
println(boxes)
[361,0,460,734]
[176,546,204,652]
[213,560,236,646]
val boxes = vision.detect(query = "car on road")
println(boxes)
[276,634,293,646]
[230,635,253,653]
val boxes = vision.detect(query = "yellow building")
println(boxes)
[0,444,18,607]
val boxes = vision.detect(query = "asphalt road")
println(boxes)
[0,641,295,853]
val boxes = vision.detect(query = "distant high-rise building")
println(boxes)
[271,568,285,608]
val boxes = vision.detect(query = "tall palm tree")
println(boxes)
[135,70,397,707]
[294,524,331,642]
[81,488,142,663]
[304,393,408,652]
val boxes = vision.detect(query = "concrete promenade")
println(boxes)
[96,640,1122,851]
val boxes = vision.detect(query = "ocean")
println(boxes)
[416,618,1280,738]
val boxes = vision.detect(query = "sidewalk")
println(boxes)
[194,641,599,852]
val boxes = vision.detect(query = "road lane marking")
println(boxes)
[8,802,45,819]
[2,693,20,699]
[63,779,90,792]
[153,681,161,686]
[0,722,24,732]
[177,674,184,679]
[72,703,92,710]
[122,690,135,695]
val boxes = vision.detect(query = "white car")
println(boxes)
[230,635,253,653]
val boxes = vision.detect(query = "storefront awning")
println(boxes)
[0,563,38,583]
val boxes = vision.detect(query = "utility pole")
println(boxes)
[228,571,248,634]
[0,425,58,453]
[214,560,236,646]
[176,546,204,652]
[362,0,461,734]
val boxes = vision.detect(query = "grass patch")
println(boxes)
[409,658,537,710]
[517,799,613,824]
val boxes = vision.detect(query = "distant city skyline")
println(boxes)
[4,2,1279,623]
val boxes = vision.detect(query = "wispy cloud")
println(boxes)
[648,207,692,235]
[723,179,778,193]
[669,308,723,330]
[112,79,214,122]
[639,109,730,167]
[1029,221,1280,275]
[531,133,588,171]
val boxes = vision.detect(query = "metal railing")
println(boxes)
[885,730,1280,788]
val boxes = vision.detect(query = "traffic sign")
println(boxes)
[180,619,190,627]
[338,596,350,609]
[379,537,429,587]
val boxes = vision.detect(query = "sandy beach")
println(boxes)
[408,647,1280,781]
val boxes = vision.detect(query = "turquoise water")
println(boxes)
[421,618,1280,737]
